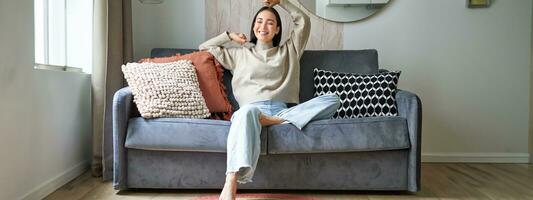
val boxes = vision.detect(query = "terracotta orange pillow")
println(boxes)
[139,52,233,115]
[138,54,182,63]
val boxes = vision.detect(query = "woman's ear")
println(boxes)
[276,26,280,34]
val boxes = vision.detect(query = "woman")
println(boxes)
[199,0,340,199]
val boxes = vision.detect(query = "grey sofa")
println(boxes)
[113,48,422,192]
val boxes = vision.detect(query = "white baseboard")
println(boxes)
[20,160,90,200]
[422,153,530,163]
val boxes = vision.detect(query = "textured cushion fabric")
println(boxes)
[314,68,401,119]
[177,52,233,116]
[299,50,379,103]
[124,117,267,155]
[122,60,210,119]
[267,116,410,154]
[150,49,239,110]
[139,51,233,114]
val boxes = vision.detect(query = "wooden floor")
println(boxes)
[45,163,533,200]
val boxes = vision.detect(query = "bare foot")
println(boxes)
[259,114,284,126]
[219,173,238,200]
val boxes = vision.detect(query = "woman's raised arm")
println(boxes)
[278,0,311,58]
[199,32,241,70]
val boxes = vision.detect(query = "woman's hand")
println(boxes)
[228,32,248,45]
[263,0,280,7]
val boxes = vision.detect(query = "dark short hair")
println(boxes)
[250,6,282,47]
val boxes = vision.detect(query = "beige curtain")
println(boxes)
[530,1,533,164]
[92,0,133,179]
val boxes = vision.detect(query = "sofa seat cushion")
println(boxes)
[125,117,267,155]
[267,116,409,154]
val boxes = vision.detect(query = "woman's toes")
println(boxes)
[259,115,284,126]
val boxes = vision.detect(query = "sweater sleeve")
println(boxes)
[199,32,239,71]
[278,0,311,58]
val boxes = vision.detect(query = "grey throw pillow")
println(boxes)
[122,60,210,119]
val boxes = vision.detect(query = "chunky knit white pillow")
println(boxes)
[122,60,210,119]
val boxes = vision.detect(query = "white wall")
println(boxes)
[132,0,205,60]
[344,0,531,162]
[0,0,92,199]
[300,0,316,13]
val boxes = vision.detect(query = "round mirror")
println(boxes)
[298,0,390,22]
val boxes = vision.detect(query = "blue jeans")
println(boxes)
[226,94,341,183]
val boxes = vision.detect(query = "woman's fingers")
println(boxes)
[238,33,247,43]
[262,0,279,7]
[229,32,247,44]
[235,33,247,44]
[263,0,273,7]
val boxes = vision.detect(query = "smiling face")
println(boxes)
[253,10,280,44]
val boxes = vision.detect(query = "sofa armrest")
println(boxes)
[395,89,422,192]
[112,87,134,190]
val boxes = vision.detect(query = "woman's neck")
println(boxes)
[255,40,274,51]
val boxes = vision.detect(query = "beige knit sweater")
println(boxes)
[199,0,310,106]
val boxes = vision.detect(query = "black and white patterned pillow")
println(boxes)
[313,68,401,119]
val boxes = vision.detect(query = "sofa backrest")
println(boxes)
[299,50,378,102]
[150,48,379,108]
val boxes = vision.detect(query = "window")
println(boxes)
[34,0,93,74]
